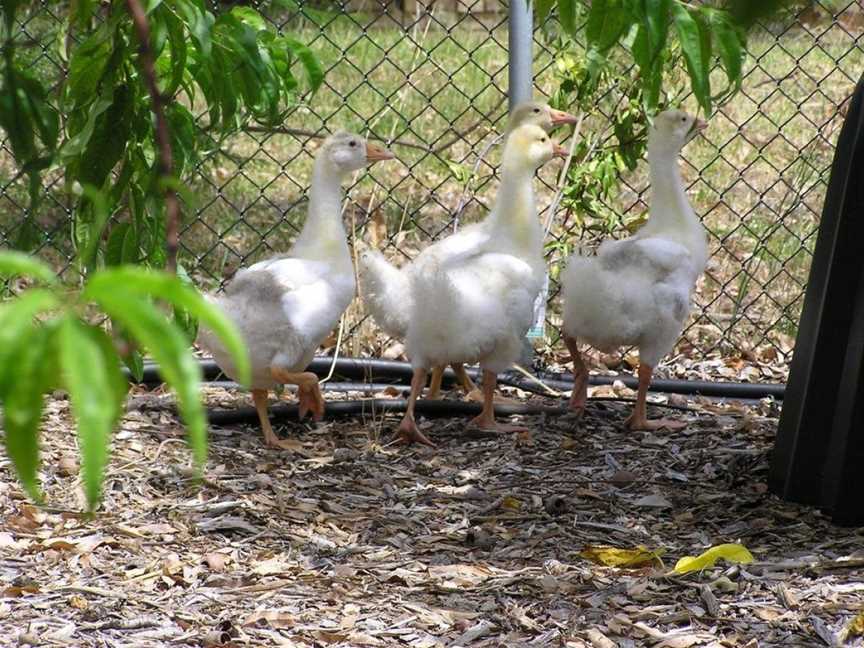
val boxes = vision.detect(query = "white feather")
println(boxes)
[562,111,708,368]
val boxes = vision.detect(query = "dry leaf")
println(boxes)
[253,556,289,576]
[203,552,229,572]
[580,545,664,568]
[585,628,616,648]
[68,594,89,610]
[673,543,754,575]
[243,609,296,628]
[846,610,864,638]
[501,496,522,511]
[3,585,39,598]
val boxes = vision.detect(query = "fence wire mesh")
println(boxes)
[1,0,862,383]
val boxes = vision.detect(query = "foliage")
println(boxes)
[0,250,251,510]
[0,0,322,264]
[536,0,807,117]
[0,0,315,509]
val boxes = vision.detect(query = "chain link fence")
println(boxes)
[1,0,862,383]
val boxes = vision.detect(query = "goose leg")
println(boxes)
[252,389,294,449]
[270,369,325,421]
[453,363,483,402]
[427,365,445,400]
[626,363,687,431]
[468,369,529,433]
[397,367,436,447]
[564,335,588,417]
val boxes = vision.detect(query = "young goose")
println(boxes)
[359,102,577,400]
[397,124,567,446]
[561,110,708,431]
[198,132,394,448]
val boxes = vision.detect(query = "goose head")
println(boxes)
[502,124,568,173]
[508,101,579,133]
[320,131,395,175]
[648,110,708,158]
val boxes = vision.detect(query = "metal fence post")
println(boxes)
[508,0,533,109]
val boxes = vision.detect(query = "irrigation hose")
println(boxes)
[205,398,566,427]
[133,357,785,400]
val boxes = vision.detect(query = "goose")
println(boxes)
[560,110,708,431]
[359,102,577,400]
[396,123,567,446]
[197,132,395,448]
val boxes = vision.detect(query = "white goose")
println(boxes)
[561,110,708,430]
[359,102,577,399]
[197,132,394,448]
[397,124,566,446]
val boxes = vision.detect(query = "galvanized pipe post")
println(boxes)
[508,0,533,109]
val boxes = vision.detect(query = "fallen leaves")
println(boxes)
[0,390,859,647]
[673,543,755,575]
[579,545,665,569]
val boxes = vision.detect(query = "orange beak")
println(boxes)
[365,142,395,163]
[552,143,569,158]
[549,108,579,126]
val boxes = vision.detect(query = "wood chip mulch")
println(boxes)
[1,387,862,647]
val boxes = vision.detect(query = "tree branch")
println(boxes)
[125,0,180,274]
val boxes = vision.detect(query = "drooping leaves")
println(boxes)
[58,317,128,510]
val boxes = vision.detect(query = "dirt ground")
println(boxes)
[1,386,862,647]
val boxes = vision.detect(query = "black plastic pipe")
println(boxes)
[206,398,566,426]
[134,357,785,400]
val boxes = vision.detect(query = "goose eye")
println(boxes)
[681,117,687,122]
[533,108,541,113]
[349,141,357,147]
[540,138,547,143]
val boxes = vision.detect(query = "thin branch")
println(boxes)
[125,0,180,274]
[240,124,434,153]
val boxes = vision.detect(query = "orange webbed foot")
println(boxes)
[396,417,436,448]
[297,382,325,422]
[625,414,687,432]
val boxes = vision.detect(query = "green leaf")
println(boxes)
[673,3,712,114]
[161,6,188,96]
[58,317,127,509]
[84,266,249,388]
[1,322,54,503]
[640,0,671,58]
[534,0,557,24]
[0,250,57,284]
[0,289,59,403]
[66,27,114,106]
[77,84,134,188]
[106,222,131,266]
[86,288,208,468]
[586,0,630,52]
[558,0,578,36]
[284,37,324,94]
[707,9,746,97]
[123,349,145,383]
[673,543,754,574]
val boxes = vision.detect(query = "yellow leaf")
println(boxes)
[580,545,665,568]
[501,496,522,511]
[847,610,864,638]
[673,543,754,575]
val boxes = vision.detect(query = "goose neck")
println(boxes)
[293,157,350,259]
[647,147,692,227]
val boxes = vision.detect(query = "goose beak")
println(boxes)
[552,143,569,158]
[550,108,579,126]
[366,142,395,163]
[695,118,708,132]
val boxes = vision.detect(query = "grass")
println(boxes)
[1,5,862,376]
